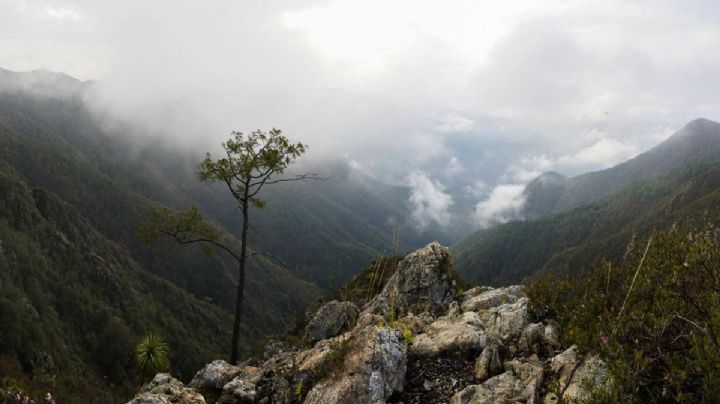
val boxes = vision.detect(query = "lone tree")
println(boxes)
[140,128,314,364]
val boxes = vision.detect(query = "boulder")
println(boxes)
[450,371,525,404]
[505,357,544,402]
[549,346,610,401]
[188,360,243,390]
[217,366,262,403]
[307,300,360,343]
[461,285,524,313]
[477,298,530,343]
[126,373,205,404]
[368,242,454,319]
[474,344,504,382]
[519,323,546,355]
[411,311,486,356]
[304,326,407,404]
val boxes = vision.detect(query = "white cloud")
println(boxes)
[473,184,526,228]
[406,171,453,231]
[2,0,720,232]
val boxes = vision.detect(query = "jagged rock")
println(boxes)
[307,300,360,344]
[129,244,616,404]
[294,332,352,374]
[368,242,454,319]
[474,343,504,382]
[126,373,205,404]
[188,360,243,390]
[477,298,530,343]
[304,326,407,404]
[543,323,562,352]
[460,286,495,302]
[217,366,262,403]
[519,323,546,355]
[450,371,525,404]
[506,357,544,402]
[255,351,297,403]
[411,311,487,356]
[461,285,524,312]
[550,346,609,401]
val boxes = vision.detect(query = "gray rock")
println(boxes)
[126,373,206,404]
[543,323,562,354]
[549,346,610,401]
[218,366,262,403]
[411,311,487,356]
[307,300,360,344]
[474,343,504,382]
[505,357,544,402]
[519,323,545,355]
[368,242,454,319]
[304,326,407,404]
[461,285,524,312]
[188,360,243,390]
[460,286,495,302]
[219,378,256,403]
[450,371,525,404]
[477,298,530,343]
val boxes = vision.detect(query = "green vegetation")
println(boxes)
[141,128,313,364]
[0,72,321,401]
[455,161,720,286]
[523,118,720,217]
[527,229,720,402]
[135,334,170,381]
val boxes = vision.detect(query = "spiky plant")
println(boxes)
[135,333,170,380]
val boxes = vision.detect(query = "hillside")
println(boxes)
[454,159,720,285]
[0,70,328,400]
[0,162,233,402]
[523,118,720,218]
[0,68,436,290]
[0,68,449,401]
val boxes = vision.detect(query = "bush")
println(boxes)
[527,229,720,402]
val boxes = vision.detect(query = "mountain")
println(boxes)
[0,162,232,402]
[454,120,720,285]
[522,118,720,218]
[0,67,442,401]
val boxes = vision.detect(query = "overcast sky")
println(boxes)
[2,0,720,229]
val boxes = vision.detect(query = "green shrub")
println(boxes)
[527,229,720,402]
[135,333,171,381]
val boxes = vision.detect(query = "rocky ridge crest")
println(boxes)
[128,242,609,403]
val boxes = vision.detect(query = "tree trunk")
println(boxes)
[230,199,249,364]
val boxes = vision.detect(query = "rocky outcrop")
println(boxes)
[128,242,611,404]
[218,366,262,403]
[304,326,407,403]
[368,242,454,319]
[306,300,360,344]
[126,373,206,404]
[549,346,610,402]
[411,311,486,356]
[189,360,244,391]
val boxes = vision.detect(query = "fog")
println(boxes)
[2,0,720,229]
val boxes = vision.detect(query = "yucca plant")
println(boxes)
[135,333,170,380]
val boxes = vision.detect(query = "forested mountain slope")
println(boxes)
[523,118,720,218]
[0,67,440,401]
[454,159,720,285]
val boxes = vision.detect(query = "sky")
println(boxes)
[1,0,720,230]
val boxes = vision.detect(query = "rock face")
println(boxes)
[306,300,360,344]
[128,242,611,404]
[304,326,407,404]
[369,241,454,319]
[189,360,243,390]
[126,373,206,404]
